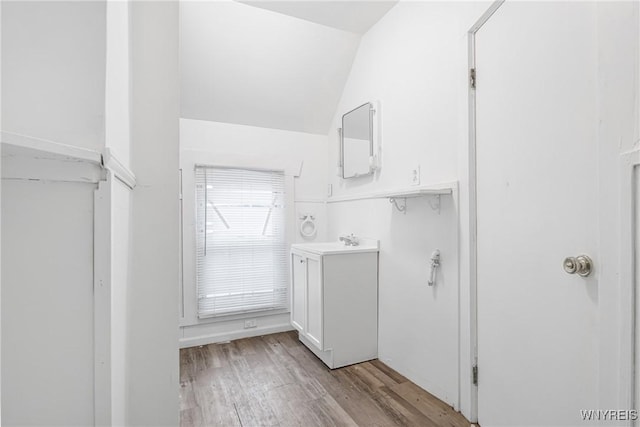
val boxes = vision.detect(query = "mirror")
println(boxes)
[342,102,374,179]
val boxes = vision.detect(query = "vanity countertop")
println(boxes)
[291,239,379,256]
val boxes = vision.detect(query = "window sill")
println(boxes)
[180,308,290,327]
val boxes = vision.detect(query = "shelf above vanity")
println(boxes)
[326,181,457,213]
[326,181,455,203]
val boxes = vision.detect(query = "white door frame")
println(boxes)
[466,1,505,422]
[621,148,640,420]
[94,155,136,426]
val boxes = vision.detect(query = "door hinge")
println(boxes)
[472,365,478,385]
[469,68,476,90]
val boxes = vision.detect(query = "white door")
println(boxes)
[476,2,599,425]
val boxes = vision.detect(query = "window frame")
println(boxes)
[194,165,288,319]
[179,150,298,327]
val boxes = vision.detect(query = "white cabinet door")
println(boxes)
[305,256,323,350]
[291,253,306,333]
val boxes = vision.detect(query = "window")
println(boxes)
[195,166,287,318]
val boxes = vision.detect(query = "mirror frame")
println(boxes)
[341,102,374,179]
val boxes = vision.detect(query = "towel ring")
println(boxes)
[300,216,317,238]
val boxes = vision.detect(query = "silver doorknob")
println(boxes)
[563,255,593,277]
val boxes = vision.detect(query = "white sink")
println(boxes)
[291,239,379,255]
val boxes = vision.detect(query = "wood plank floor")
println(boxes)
[180,331,472,427]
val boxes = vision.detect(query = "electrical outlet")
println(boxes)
[244,319,257,329]
[410,166,421,186]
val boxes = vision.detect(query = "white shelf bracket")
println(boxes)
[389,197,407,214]
[428,194,441,214]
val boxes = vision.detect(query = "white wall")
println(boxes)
[180,119,328,218]
[105,0,131,167]
[328,196,458,402]
[1,2,108,425]
[329,2,487,195]
[128,2,179,424]
[1,1,106,150]
[1,180,95,426]
[179,118,327,347]
[326,1,490,415]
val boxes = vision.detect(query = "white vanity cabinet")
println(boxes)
[290,241,379,369]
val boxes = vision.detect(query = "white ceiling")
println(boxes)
[238,1,399,35]
[180,1,394,135]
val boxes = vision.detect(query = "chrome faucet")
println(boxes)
[339,233,359,246]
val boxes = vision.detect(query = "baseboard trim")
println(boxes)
[179,323,294,349]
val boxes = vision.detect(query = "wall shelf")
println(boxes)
[326,181,456,214]
[326,182,454,201]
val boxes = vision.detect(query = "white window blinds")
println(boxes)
[195,166,288,318]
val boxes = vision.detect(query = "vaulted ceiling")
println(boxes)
[180,0,397,135]
[238,1,399,34]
